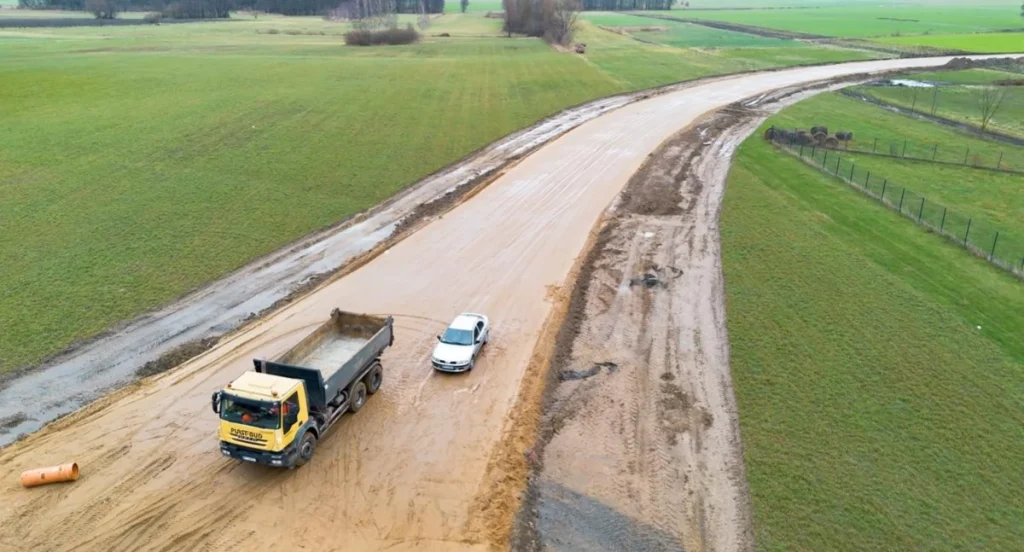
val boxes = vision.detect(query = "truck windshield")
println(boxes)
[440,328,473,346]
[220,394,281,430]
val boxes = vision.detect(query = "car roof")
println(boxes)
[450,313,483,330]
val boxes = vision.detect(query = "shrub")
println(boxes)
[143,12,162,24]
[344,24,419,46]
[86,0,120,20]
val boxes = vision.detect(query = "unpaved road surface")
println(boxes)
[0,92,649,445]
[0,55,1013,552]
[512,90,824,552]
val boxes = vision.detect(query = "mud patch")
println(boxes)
[0,413,28,435]
[559,361,618,381]
[134,337,220,378]
[534,480,683,552]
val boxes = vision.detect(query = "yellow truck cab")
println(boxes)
[212,309,393,468]
[216,372,309,466]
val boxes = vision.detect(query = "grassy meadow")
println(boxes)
[0,9,884,373]
[906,67,1022,84]
[769,92,1024,247]
[688,5,1024,38]
[856,80,1024,140]
[874,32,1024,54]
[722,118,1024,552]
[0,26,622,373]
[573,15,877,89]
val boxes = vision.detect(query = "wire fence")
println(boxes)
[769,136,1024,280]
[767,128,1024,175]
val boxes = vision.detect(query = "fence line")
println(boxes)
[768,128,1024,176]
[767,132,1024,280]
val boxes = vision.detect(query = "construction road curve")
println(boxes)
[0,55,1008,552]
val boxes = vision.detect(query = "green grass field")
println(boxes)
[907,68,1021,84]
[769,92,1024,247]
[0,32,623,373]
[573,21,876,89]
[856,81,1024,140]
[722,123,1024,552]
[0,12,883,373]
[874,32,1024,54]
[689,6,1024,38]
[583,12,802,48]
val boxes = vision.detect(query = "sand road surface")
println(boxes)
[0,55,1011,552]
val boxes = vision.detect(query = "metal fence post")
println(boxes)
[990,232,1000,260]
[898,188,906,212]
[823,150,829,169]
[811,146,816,159]
[964,218,972,245]
[932,143,938,160]
[880,180,887,202]
[800,145,804,157]
[902,140,908,158]
[872,137,877,153]
[996,152,1003,170]
[918,197,925,222]
[836,155,842,175]
[964,147,970,165]
[850,163,856,181]
[939,207,947,233]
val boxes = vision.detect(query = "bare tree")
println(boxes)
[543,0,580,46]
[86,0,120,19]
[418,0,430,29]
[977,86,1005,131]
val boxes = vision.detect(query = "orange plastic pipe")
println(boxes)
[20,462,79,488]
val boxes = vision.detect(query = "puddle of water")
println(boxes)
[889,79,935,88]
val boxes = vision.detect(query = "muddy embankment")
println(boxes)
[511,83,881,552]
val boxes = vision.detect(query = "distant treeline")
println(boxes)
[18,0,444,17]
[579,0,674,10]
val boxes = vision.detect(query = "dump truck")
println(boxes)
[212,308,393,468]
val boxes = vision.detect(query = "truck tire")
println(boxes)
[365,363,383,395]
[349,382,368,413]
[295,432,317,467]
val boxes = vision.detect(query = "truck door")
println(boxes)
[281,392,301,448]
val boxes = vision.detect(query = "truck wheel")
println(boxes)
[349,382,367,413]
[366,363,383,395]
[295,432,317,467]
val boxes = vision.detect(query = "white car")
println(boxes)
[431,313,490,373]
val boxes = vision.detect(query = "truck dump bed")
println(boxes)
[256,309,393,410]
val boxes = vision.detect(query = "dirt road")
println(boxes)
[0,55,1013,552]
[511,88,829,552]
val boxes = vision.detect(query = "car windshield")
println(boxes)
[220,394,281,429]
[440,327,474,346]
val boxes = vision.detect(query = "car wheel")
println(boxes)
[349,382,367,413]
[295,432,317,467]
